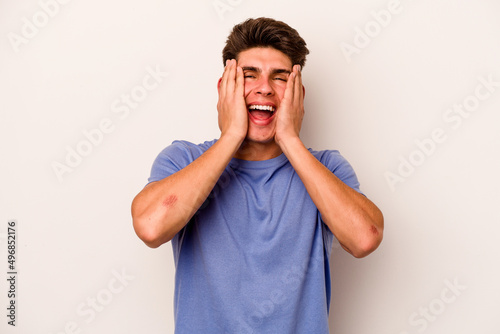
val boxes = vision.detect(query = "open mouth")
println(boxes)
[248,105,276,121]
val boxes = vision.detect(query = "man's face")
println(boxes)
[237,47,293,144]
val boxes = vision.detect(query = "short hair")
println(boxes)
[222,17,309,68]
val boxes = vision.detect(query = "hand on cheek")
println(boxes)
[217,59,248,142]
[275,64,304,146]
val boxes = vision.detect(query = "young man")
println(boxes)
[132,17,383,333]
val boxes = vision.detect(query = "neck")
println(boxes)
[233,140,282,161]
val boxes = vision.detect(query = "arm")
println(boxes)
[131,59,247,248]
[275,66,384,258]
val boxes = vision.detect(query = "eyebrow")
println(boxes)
[241,66,291,75]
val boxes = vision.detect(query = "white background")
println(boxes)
[1,0,499,333]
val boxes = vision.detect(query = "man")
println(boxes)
[132,17,383,333]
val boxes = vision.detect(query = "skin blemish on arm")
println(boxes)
[370,225,379,236]
[162,195,178,209]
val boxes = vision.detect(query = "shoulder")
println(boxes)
[157,139,216,160]
[148,139,216,183]
[309,148,348,170]
[309,148,363,194]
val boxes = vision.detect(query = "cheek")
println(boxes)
[275,86,286,102]
[243,83,253,99]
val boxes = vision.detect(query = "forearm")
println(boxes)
[132,134,242,248]
[279,136,384,258]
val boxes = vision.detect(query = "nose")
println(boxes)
[255,77,274,96]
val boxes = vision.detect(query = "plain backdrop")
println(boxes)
[1,0,499,333]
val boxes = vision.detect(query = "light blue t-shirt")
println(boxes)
[148,139,363,334]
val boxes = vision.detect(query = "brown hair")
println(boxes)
[222,17,309,68]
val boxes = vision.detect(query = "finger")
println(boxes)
[220,59,231,99]
[235,65,244,98]
[221,59,231,95]
[293,65,303,106]
[284,70,295,104]
[226,59,237,93]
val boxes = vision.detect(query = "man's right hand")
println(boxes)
[217,59,248,142]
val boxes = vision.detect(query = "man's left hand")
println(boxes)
[274,64,305,147]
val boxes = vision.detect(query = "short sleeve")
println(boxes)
[316,150,364,196]
[147,140,211,185]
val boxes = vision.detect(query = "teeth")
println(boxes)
[248,105,275,112]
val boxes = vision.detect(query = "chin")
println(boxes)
[245,129,276,144]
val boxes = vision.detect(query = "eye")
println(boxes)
[274,76,288,82]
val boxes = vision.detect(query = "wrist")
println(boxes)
[276,131,300,148]
[219,130,245,152]
[276,133,302,155]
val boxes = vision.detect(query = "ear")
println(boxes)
[302,85,306,99]
[217,77,222,93]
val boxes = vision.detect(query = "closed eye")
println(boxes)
[273,75,289,82]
